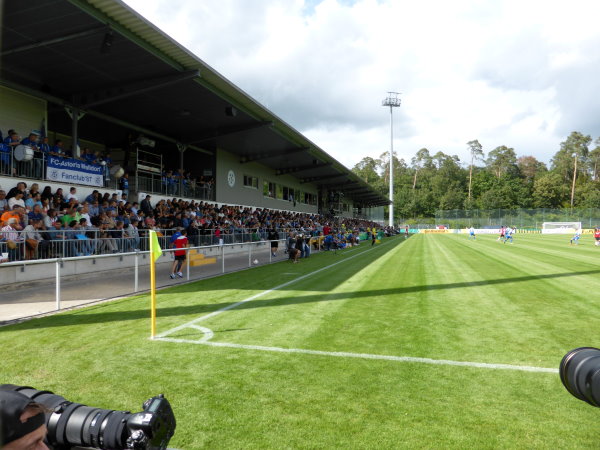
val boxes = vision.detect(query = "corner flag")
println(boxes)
[150,230,162,261]
[149,230,162,338]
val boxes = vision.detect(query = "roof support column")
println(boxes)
[177,143,188,197]
[65,105,85,158]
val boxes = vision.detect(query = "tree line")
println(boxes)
[351,131,600,219]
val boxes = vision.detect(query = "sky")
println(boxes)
[123,0,600,171]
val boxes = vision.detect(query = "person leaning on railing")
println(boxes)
[23,218,48,259]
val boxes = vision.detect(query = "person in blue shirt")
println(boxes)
[0,141,11,174]
[51,139,65,156]
[38,136,51,155]
[119,173,129,198]
[21,131,42,177]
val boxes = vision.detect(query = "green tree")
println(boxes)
[466,140,484,201]
[486,145,517,179]
[352,156,381,184]
[588,137,600,181]
[517,155,547,184]
[532,172,569,208]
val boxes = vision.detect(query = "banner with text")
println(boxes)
[46,156,104,187]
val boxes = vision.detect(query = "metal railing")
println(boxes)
[135,173,215,200]
[0,236,345,322]
[0,227,338,262]
[0,151,117,188]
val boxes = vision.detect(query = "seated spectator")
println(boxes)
[53,188,66,210]
[66,187,78,203]
[28,204,45,222]
[97,220,117,253]
[40,185,53,204]
[6,182,26,200]
[1,217,23,261]
[8,191,25,210]
[44,208,59,229]
[0,189,7,211]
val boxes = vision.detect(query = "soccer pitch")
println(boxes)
[1,233,599,449]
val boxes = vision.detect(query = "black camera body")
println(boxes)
[0,384,176,450]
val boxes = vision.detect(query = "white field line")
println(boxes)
[156,239,394,339]
[156,331,558,374]
[154,236,558,374]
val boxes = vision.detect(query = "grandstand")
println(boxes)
[0,0,390,278]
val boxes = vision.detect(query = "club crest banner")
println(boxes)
[46,156,104,187]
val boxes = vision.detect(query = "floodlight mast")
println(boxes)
[382,92,401,227]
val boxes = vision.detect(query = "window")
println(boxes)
[263,181,276,198]
[276,184,283,199]
[244,175,258,189]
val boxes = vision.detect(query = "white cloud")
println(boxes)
[124,0,600,169]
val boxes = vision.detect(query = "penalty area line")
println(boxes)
[155,336,558,374]
[156,238,398,339]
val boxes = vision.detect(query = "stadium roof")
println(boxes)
[0,0,389,207]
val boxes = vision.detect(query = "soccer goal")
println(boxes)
[542,222,582,234]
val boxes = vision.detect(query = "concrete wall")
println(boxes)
[215,149,318,213]
[0,86,46,139]
[0,241,275,285]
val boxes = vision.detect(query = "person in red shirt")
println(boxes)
[170,229,188,279]
[594,227,600,246]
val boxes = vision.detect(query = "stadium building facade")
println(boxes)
[1,0,386,222]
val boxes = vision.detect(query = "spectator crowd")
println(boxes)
[0,180,389,263]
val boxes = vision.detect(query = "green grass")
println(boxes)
[2,233,600,449]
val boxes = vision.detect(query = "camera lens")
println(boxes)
[559,347,600,406]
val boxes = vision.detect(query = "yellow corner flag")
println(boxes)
[150,229,163,261]
[149,230,162,338]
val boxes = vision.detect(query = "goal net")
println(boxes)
[542,222,582,234]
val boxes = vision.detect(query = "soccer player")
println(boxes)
[570,228,582,245]
[170,229,188,279]
[497,226,505,242]
[594,227,600,246]
[503,227,514,244]
[468,226,476,240]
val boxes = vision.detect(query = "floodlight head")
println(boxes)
[100,30,114,54]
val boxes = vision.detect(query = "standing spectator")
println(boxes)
[51,139,65,156]
[141,194,153,216]
[268,228,279,257]
[119,173,129,199]
[23,219,45,259]
[126,219,140,250]
[170,228,188,279]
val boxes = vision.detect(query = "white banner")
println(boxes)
[46,156,104,187]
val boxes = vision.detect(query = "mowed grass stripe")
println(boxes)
[430,235,600,364]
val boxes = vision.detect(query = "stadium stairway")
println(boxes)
[188,249,217,267]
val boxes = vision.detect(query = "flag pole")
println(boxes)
[150,230,157,338]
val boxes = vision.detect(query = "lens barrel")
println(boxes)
[0,384,129,449]
[559,347,600,407]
